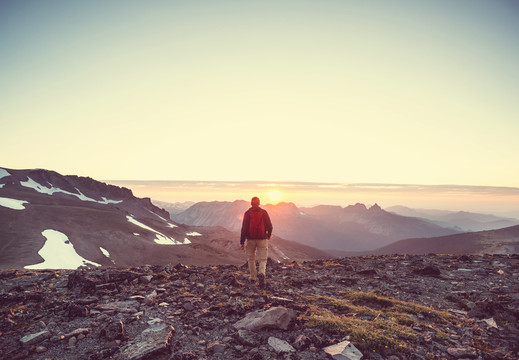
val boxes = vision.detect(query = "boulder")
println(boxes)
[413,265,441,277]
[104,270,140,283]
[115,323,174,360]
[233,307,297,331]
[67,271,97,294]
[467,300,505,319]
[100,320,124,340]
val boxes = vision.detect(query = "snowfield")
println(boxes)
[148,210,177,228]
[126,215,188,245]
[100,247,110,257]
[186,232,202,236]
[0,196,29,210]
[25,230,101,270]
[100,247,115,264]
[0,168,10,179]
[20,177,122,204]
[147,209,178,228]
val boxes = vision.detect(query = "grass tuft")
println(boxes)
[301,291,459,355]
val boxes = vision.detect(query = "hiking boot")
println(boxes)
[258,274,265,289]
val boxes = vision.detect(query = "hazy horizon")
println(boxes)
[108,179,519,219]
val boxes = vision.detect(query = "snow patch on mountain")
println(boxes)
[186,232,202,236]
[147,209,178,228]
[100,247,110,257]
[126,215,184,245]
[0,168,10,179]
[25,230,101,270]
[100,247,115,264]
[20,177,122,204]
[0,196,28,210]
[271,245,290,261]
[99,197,122,204]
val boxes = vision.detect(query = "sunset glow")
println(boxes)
[266,190,283,204]
[109,180,519,218]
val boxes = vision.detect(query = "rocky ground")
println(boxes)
[0,254,518,360]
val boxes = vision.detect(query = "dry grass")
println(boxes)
[301,290,459,355]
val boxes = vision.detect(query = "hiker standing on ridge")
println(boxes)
[240,197,273,289]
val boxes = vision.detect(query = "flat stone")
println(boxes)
[95,300,139,313]
[63,328,90,339]
[482,318,498,329]
[207,341,227,354]
[103,270,140,283]
[139,275,153,284]
[183,302,194,311]
[35,346,47,353]
[293,334,311,350]
[269,296,294,305]
[447,347,478,359]
[20,330,51,346]
[268,336,295,353]
[147,318,164,325]
[323,340,363,360]
[237,329,262,346]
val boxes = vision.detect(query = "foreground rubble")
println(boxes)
[0,254,518,360]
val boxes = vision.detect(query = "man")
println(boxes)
[240,196,273,289]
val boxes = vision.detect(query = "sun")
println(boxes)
[266,190,283,204]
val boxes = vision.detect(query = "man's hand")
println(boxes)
[240,244,245,251]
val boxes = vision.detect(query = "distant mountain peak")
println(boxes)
[369,203,382,211]
[346,203,368,211]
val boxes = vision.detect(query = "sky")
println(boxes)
[1,1,519,201]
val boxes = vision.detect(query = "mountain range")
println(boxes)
[387,205,519,232]
[170,200,459,251]
[370,224,519,255]
[2,167,518,270]
[0,167,326,269]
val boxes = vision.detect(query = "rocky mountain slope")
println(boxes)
[386,206,519,232]
[0,254,517,360]
[0,168,325,269]
[154,201,195,216]
[370,225,519,256]
[171,201,458,251]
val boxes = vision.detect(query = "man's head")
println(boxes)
[251,197,260,206]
